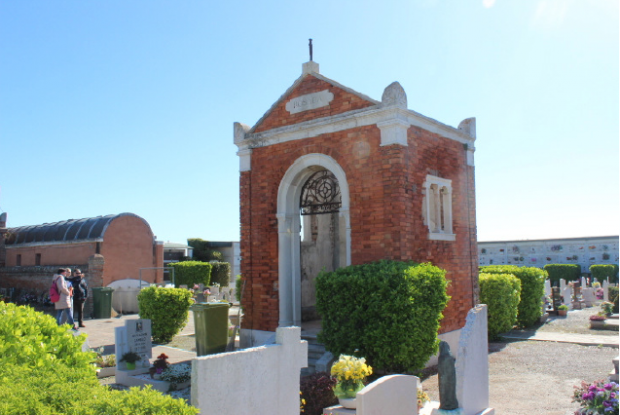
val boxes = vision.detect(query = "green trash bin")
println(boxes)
[91,287,114,319]
[191,302,231,356]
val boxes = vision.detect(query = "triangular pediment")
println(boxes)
[251,70,379,134]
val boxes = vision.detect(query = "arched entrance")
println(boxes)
[276,154,351,327]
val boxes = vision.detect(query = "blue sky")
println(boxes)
[1,0,618,244]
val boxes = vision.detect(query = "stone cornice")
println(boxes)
[234,105,475,152]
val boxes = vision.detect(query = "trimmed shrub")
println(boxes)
[480,265,546,328]
[609,286,619,313]
[544,264,581,285]
[235,274,244,303]
[479,273,521,339]
[210,262,231,287]
[299,372,338,415]
[316,260,450,374]
[138,286,194,343]
[168,261,212,288]
[590,264,618,284]
[0,302,197,415]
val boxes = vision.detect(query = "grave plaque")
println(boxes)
[126,319,152,358]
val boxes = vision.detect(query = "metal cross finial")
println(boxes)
[309,39,313,61]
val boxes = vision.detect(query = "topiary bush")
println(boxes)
[210,262,231,287]
[235,274,244,303]
[0,302,197,415]
[299,372,338,415]
[590,264,618,284]
[543,264,581,285]
[479,273,521,339]
[316,260,450,374]
[138,286,194,343]
[168,261,212,288]
[480,265,546,328]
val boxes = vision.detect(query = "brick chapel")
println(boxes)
[234,60,479,347]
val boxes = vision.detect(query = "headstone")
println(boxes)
[603,280,609,302]
[581,277,587,288]
[582,288,596,307]
[456,304,494,415]
[356,375,419,415]
[115,319,152,370]
[544,280,551,298]
[562,285,572,309]
[191,326,307,415]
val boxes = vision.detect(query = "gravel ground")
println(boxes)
[512,307,617,336]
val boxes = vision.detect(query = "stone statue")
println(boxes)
[438,340,459,410]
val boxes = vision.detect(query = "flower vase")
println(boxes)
[338,397,357,409]
[334,380,364,409]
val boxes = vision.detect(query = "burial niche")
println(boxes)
[299,169,342,322]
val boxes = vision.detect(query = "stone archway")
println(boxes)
[276,153,351,327]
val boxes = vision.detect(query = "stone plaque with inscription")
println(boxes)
[125,319,152,358]
[285,90,334,114]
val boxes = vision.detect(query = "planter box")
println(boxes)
[115,366,191,393]
[590,320,619,331]
[96,367,116,378]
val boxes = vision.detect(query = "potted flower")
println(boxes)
[149,353,169,379]
[330,354,373,409]
[601,301,614,316]
[557,304,569,316]
[120,351,142,370]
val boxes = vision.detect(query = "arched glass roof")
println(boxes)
[6,213,147,246]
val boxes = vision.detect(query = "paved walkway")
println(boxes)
[502,330,618,348]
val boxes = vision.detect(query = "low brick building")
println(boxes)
[1,213,164,307]
[234,61,479,347]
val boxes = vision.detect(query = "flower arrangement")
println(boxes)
[120,351,142,364]
[558,305,569,311]
[330,354,373,399]
[417,389,430,410]
[601,302,614,316]
[149,353,169,378]
[573,380,618,414]
[160,363,191,384]
[589,314,606,321]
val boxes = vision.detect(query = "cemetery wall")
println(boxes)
[239,72,477,335]
[478,236,619,272]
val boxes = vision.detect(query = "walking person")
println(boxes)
[52,268,76,330]
[69,269,88,328]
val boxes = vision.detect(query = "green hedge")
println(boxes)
[590,264,618,284]
[480,265,546,328]
[543,264,581,285]
[609,286,619,313]
[479,273,521,339]
[168,261,212,288]
[138,286,194,343]
[210,262,231,287]
[316,260,449,374]
[0,302,197,414]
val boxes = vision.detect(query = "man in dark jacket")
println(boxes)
[69,269,89,328]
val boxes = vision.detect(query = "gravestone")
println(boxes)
[562,285,572,309]
[544,280,551,298]
[582,288,596,307]
[581,277,587,288]
[456,304,494,415]
[603,280,609,302]
[115,319,152,370]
